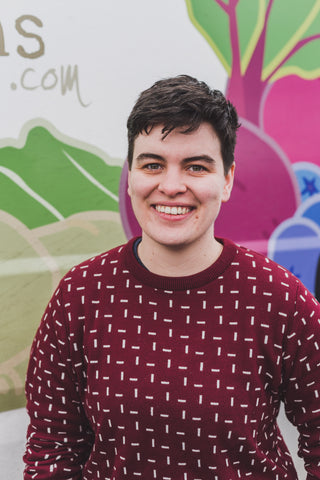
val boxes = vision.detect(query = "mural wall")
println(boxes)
[120,0,320,297]
[1,0,319,413]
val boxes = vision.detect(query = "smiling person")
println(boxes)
[128,122,234,276]
[24,75,320,479]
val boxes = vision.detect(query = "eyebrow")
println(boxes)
[135,153,216,165]
[135,153,164,163]
[182,155,216,166]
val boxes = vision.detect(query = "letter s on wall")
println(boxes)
[16,15,45,59]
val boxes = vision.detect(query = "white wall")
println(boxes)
[1,0,227,161]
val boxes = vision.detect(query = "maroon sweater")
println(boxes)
[24,238,320,479]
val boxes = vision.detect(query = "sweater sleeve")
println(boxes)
[23,283,94,479]
[281,282,320,479]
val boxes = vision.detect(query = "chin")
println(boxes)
[151,234,193,249]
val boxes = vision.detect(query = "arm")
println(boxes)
[23,283,94,479]
[282,283,320,479]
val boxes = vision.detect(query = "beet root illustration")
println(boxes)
[214,119,300,251]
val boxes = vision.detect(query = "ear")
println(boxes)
[222,163,235,203]
[127,169,132,197]
[127,156,133,197]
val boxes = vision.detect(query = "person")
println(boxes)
[24,75,320,480]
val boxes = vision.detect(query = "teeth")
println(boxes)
[155,205,191,215]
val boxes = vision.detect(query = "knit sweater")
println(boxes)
[24,237,320,480]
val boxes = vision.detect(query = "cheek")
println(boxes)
[128,176,152,202]
[196,184,221,203]
[195,184,226,213]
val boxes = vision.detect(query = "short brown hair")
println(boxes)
[127,75,240,173]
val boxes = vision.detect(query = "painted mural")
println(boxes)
[187,0,320,299]
[1,0,320,413]
[120,0,320,299]
[0,120,126,411]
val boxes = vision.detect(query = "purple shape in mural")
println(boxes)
[268,189,320,300]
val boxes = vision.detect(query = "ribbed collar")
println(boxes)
[123,237,238,291]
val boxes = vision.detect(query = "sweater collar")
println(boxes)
[124,237,238,291]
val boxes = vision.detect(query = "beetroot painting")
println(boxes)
[119,0,320,298]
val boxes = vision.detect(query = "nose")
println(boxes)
[158,168,187,197]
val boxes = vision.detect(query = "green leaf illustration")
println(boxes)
[263,0,320,80]
[0,126,122,229]
[236,0,267,74]
[269,38,320,81]
[186,0,232,74]
[186,0,320,80]
[186,0,320,123]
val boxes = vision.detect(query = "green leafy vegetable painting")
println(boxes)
[0,120,126,411]
[0,125,120,229]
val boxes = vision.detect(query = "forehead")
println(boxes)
[133,123,221,158]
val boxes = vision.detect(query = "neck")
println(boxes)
[138,234,223,277]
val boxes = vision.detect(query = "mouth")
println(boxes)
[154,205,193,215]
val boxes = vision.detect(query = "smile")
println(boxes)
[154,205,192,215]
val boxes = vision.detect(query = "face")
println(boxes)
[128,123,234,252]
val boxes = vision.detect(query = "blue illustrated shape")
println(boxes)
[301,177,318,197]
[268,170,320,300]
[293,162,320,203]
[297,193,320,227]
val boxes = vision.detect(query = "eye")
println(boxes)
[144,163,162,171]
[187,164,208,173]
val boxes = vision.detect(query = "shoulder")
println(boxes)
[223,240,303,303]
[59,239,135,292]
[234,241,298,283]
[223,241,320,322]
